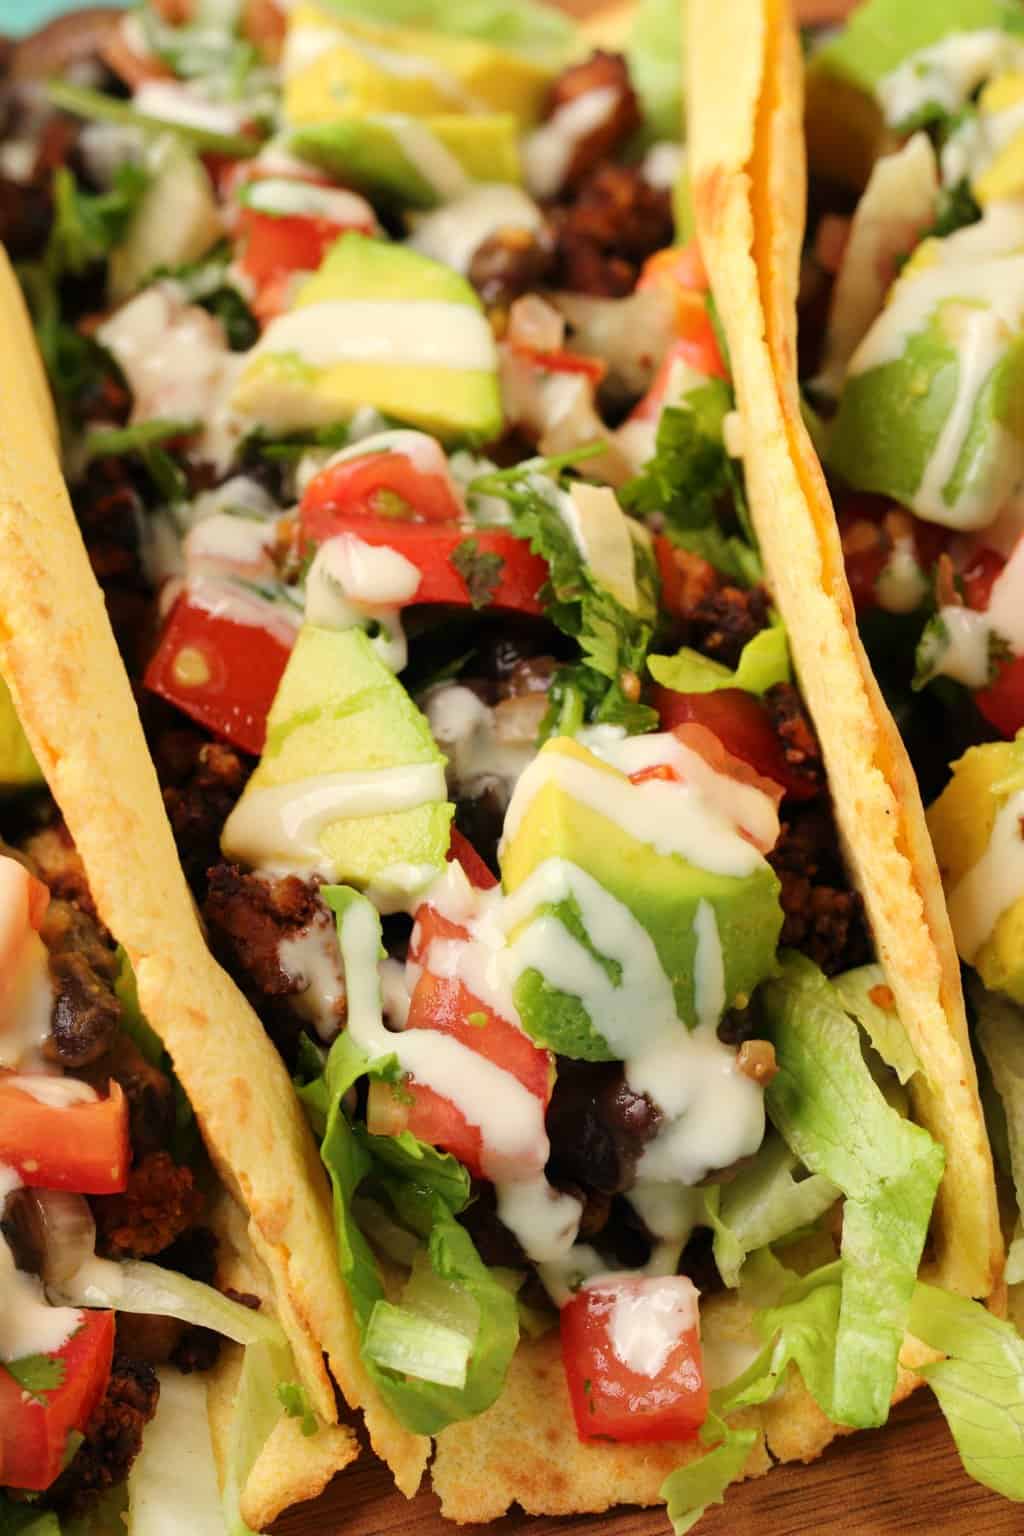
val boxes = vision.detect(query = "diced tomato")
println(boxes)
[0,1078,129,1194]
[298,513,548,616]
[0,1310,115,1491]
[639,242,710,297]
[301,443,464,525]
[446,828,498,891]
[561,1276,708,1444]
[406,972,552,1103]
[507,344,607,385]
[367,1076,485,1177]
[630,326,726,434]
[652,687,818,801]
[144,594,292,755]
[963,547,1006,611]
[837,494,949,612]
[977,654,1024,739]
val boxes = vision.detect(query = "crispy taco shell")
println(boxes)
[686,0,1002,1306]
[0,250,386,1518]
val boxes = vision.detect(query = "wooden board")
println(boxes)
[273,1,1012,1532]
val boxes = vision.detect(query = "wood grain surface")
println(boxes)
[275,1,1013,1532]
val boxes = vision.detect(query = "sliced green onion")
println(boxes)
[83,418,199,462]
[46,80,262,159]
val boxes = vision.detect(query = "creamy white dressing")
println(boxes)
[875,536,930,614]
[817,133,939,398]
[942,95,1024,189]
[98,283,245,474]
[242,177,376,229]
[304,534,419,672]
[643,141,686,190]
[254,299,498,373]
[222,762,447,872]
[408,184,543,276]
[523,87,619,200]
[501,745,772,877]
[930,535,1024,684]
[321,426,461,484]
[495,1177,583,1265]
[692,900,725,1032]
[278,926,346,1042]
[424,685,537,807]
[185,511,275,569]
[599,1274,699,1377]
[134,81,250,136]
[374,114,470,202]
[0,931,55,1072]
[947,787,1024,960]
[186,571,302,648]
[5,1076,97,1108]
[876,31,1024,128]
[0,1237,82,1362]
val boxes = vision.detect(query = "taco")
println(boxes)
[1,0,1021,1531]
[754,0,1024,1351]
[0,257,357,1533]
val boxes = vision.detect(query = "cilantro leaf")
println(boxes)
[4,1352,67,1402]
[450,538,505,610]
[277,1381,318,1436]
[486,474,658,735]
[49,164,150,280]
[620,390,762,585]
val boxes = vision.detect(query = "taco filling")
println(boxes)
[2,0,1022,1529]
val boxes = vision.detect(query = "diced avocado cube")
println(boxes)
[501,738,783,1056]
[284,4,552,129]
[231,233,502,443]
[0,676,42,792]
[290,114,523,209]
[928,737,1024,1003]
[222,625,452,889]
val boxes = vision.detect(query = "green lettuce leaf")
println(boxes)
[703,1134,840,1287]
[619,393,762,586]
[832,964,921,1085]
[648,622,790,698]
[627,0,685,144]
[909,1283,1024,1502]
[972,979,1024,1283]
[660,1411,758,1535]
[53,1258,285,1350]
[308,887,519,1435]
[713,1261,844,1421]
[316,0,575,62]
[762,954,945,1427]
[0,1501,61,1535]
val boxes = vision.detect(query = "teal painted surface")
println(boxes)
[0,0,127,38]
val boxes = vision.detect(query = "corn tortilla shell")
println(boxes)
[687,0,1001,1304]
[0,246,427,1503]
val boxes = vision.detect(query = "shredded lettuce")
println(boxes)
[703,1134,840,1288]
[619,393,763,586]
[660,1411,757,1535]
[972,980,1024,1283]
[648,623,790,698]
[762,955,945,1427]
[53,1258,282,1350]
[832,964,921,1085]
[306,888,519,1435]
[908,1283,1024,1502]
[315,0,576,63]
[126,1369,225,1536]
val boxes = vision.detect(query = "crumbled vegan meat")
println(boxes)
[158,732,251,898]
[687,582,771,669]
[92,1152,204,1260]
[21,817,100,918]
[768,803,873,975]
[544,52,640,192]
[80,1032,177,1159]
[549,163,674,298]
[763,682,826,798]
[49,1355,159,1519]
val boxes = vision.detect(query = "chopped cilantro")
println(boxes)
[4,1352,66,1403]
[912,611,951,691]
[48,163,150,280]
[451,538,505,610]
[276,1381,318,1437]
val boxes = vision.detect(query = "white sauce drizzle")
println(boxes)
[304,534,420,672]
[523,86,618,200]
[278,926,347,1042]
[408,185,543,276]
[221,762,447,872]
[692,900,725,1032]
[424,685,539,808]
[242,178,375,229]
[929,535,1024,685]
[254,299,498,373]
[374,114,470,202]
[877,31,1024,128]
[5,1076,97,1108]
[946,787,1024,961]
[0,1236,82,1362]
[600,1274,700,1377]
[134,81,249,136]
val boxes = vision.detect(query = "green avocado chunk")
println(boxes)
[221,625,453,892]
[500,737,783,1056]
[231,233,503,443]
[289,114,522,209]
[0,677,42,792]
[829,303,1024,530]
[927,736,1024,1003]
